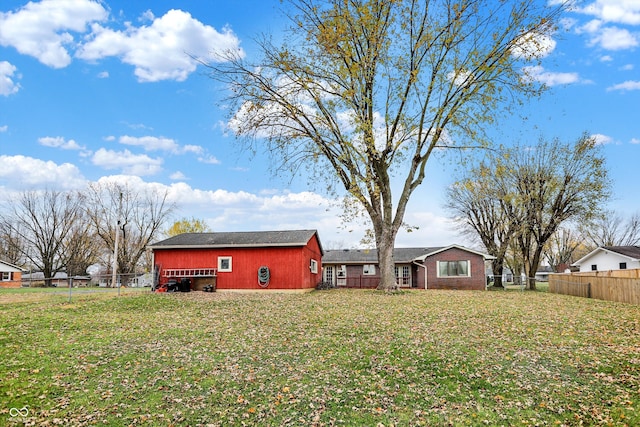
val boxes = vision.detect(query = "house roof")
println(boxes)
[0,260,24,272]
[323,245,494,264]
[573,245,640,266]
[148,230,323,254]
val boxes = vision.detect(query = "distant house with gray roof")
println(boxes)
[322,245,494,290]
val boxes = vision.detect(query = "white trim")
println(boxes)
[414,245,495,262]
[218,256,232,272]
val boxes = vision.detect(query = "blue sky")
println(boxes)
[0,0,638,249]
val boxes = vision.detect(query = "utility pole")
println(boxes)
[111,192,123,295]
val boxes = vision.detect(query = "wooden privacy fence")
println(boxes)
[549,271,640,305]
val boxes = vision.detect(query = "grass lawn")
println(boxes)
[1,289,638,426]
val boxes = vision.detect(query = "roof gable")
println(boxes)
[149,230,323,253]
[573,245,640,266]
[0,260,24,272]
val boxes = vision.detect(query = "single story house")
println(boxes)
[21,271,91,287]
[322,245,494,290]
[148,230,323,291]
[572,246,640,272]
[0,260,24,288]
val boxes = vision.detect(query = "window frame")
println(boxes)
[310,259,318,274]
[591,264,597,271]
[436,260,471,278]
[218,256,232,272]
[362,264,376,276]
[619,262,627,270]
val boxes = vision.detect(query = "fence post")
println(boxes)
[587,282,591,299]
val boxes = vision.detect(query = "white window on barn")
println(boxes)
[620,262,627,270]
[437,260,470,277]
[218,256,232,272]
[363,264,376,275]
[394,265,411,287]
[310,259,318,274]
[1,272,11,281]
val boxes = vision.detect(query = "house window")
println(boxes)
[437,260,470,277]
[620,262,627,270]
[337,265,346,278]
[218,256,232,272]
[591,264,597,271]
[363,264,376,275]
[1,272,10,281]
[310,259,318,274]
[395,265,411,286]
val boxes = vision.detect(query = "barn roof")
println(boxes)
[149,229,323,254]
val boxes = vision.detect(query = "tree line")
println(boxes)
[0,182,174,287]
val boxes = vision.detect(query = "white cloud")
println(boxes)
[197,155,221,165]
[511,31,557,59]
[600,54,614,61]
[91,148,163,176]
[0,61,21,95]
[591,133,614,145]
[38,136,84,150]
[76,9,244,82]
[620,63,634,70]
[607,80,640,91]
[522,65,581,86]
[630,138,640,144]
[170,171,187,180]
[0,125,7,132]
[0,0,107,68]
[118,135,204,155]
[0,155,86,189]
[119,135,179,152]
[579,0,640,25]
[97,70,109,78]
[589,26,639,50]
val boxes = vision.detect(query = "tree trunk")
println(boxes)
[492,262,504,288]
[377,238,397,291]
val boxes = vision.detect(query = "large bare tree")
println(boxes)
[579,210,640,248]
[445,162,517,288]
[3,190,88,286]
[206,0,567,289]
[86,181,174,282]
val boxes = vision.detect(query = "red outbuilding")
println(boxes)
[148,230,323,292]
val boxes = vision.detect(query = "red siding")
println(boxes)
[424,248,486,290]
[153,235,322,291]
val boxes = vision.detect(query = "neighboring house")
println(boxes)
[148,230,324,291]
[0,260,24,288]
[535,266,555,282]
[572,246,640,273]
[21,271,91,287]
[322,245,494,290]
